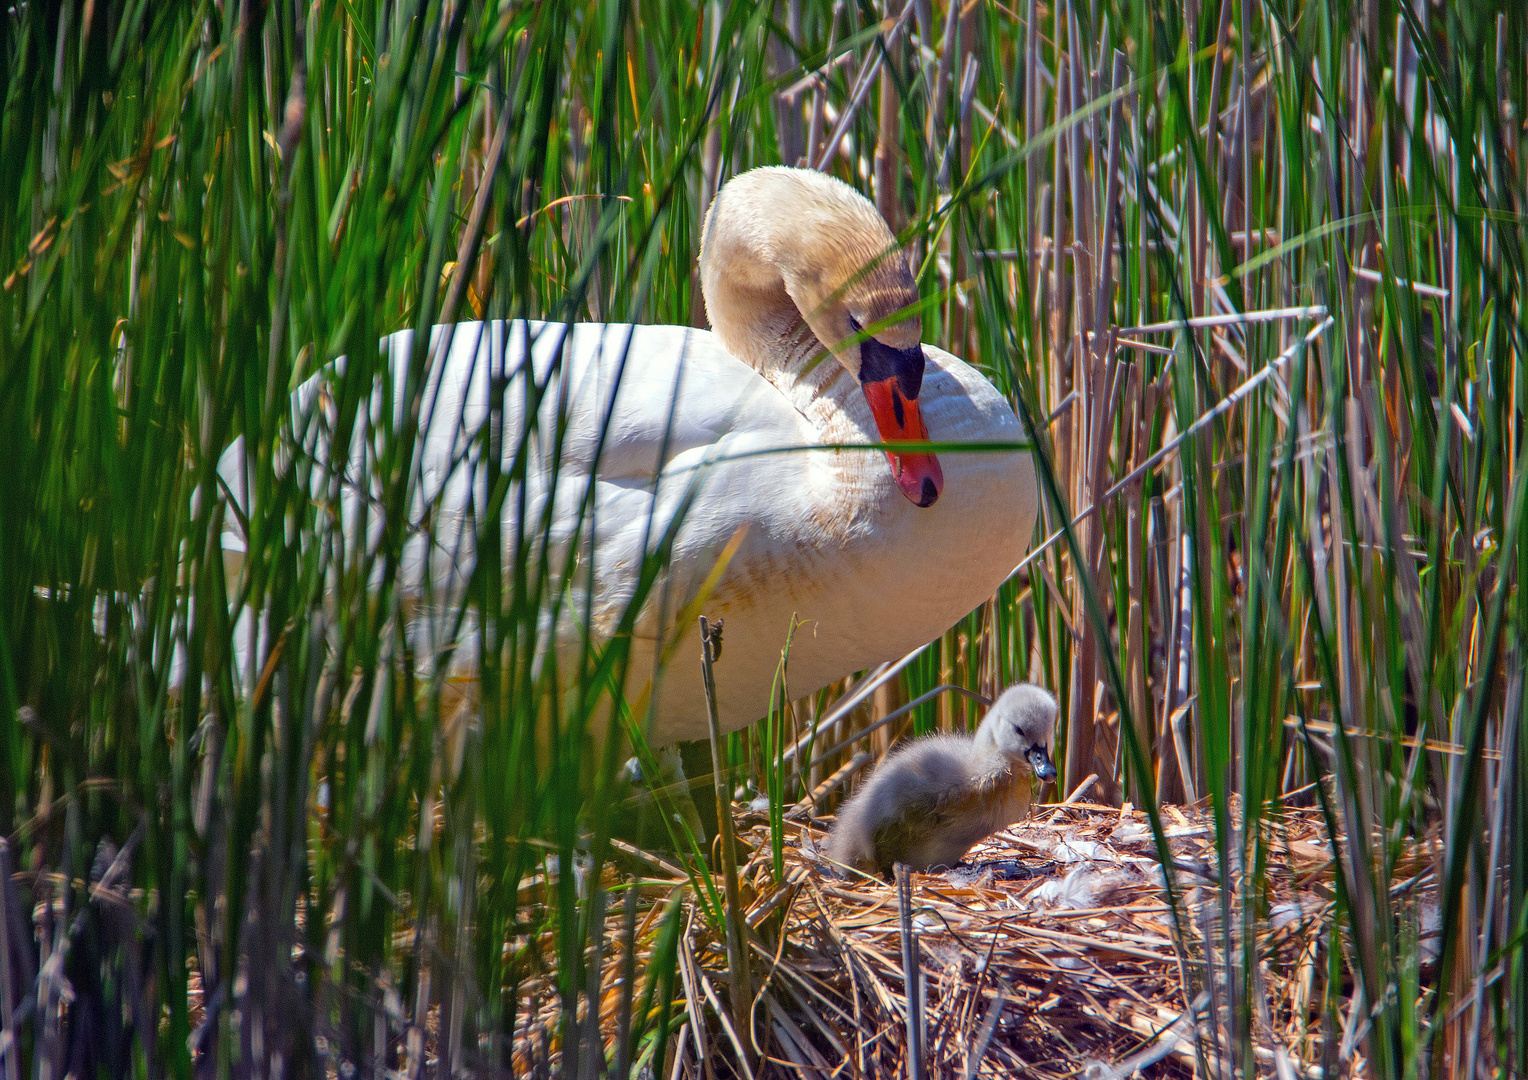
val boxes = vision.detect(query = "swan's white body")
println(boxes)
[219,168,1037,746]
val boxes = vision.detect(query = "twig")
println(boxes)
[813,3,918,170]
[1120,304,1327,335]
[675,925,715,1080]
[688,940,759,1080]
[1046,389,1080,423]
[698,615,755,1070]
[961,977,1005,1080]
[779,50,855,103]
[1113,336,1177,356]
[779,643,932,770]
[440,102,512,326]
[791,683,991,784]
[786,752,872,821]
[935,54,979,189]
[1350,265,1449,298]
[1007,316,1334,580]
[1063,774,1099,804]
[607,837,689,881]
[667,1022,691,1080]
[896,864,926,1080]
[1094,993,1210,1080]
[804,1,843,165]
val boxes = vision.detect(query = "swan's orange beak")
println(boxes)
[860,376,944,507]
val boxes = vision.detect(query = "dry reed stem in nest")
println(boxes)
[512,800,1439,1079]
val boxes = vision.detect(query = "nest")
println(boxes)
[514,799,1435,1079]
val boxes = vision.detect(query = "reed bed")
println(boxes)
[1,0,1523,1076]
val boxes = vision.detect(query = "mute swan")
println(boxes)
[218,166,1037,747]
[825,683,1058,877]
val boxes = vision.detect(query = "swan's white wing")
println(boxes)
[216,320,815,688]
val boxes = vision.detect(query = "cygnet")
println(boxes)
[826,683,1059,877]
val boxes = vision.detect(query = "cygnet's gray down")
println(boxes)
[826,683,1059,877]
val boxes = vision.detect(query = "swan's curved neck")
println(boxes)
[699,210,826,379]
[698,167,918,460]
[701,217,852,419]
[699,167,907,376]
[760,319,849,412]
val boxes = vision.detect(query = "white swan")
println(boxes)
[218,166,1037,746]
[826,683,1059,877]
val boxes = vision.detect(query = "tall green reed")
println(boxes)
[0,0,754,1072]
[3,0,1525,1076]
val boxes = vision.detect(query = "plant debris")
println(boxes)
[515,798,1440,1078]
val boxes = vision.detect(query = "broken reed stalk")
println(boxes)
[698,615,754,1066]
[789,683,990,787]
[694,1,725,327]
[786,751,870,821]
[896,863,926,1080]
[873,0,900,226]
[812,1,916,172]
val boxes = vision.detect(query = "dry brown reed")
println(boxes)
[513,798,1430,1078]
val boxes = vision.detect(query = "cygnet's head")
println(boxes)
[982,684,1059,782]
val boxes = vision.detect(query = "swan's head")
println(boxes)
[981,683,1059,782]
[700,166,944,507]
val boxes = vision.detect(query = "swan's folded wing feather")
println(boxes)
[532,322,802,482]
[524,324,814,639]
[217,318,819,701]
[299,320,805,569]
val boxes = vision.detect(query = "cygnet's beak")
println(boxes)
[1027,745,1058,783]
[858,338,944,507]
